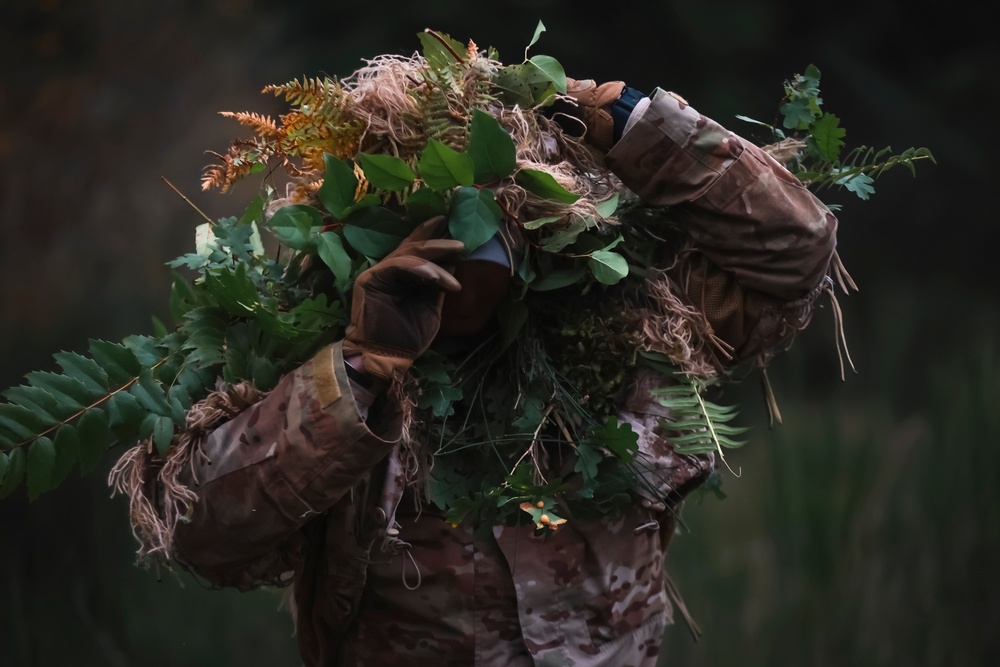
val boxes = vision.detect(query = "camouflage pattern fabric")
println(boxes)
[156,88,840,666]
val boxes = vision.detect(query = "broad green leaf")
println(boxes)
[238,193,265,227]
[267,204,323,251]
[26,436,56,499]
[53,351,110,396]
[448,187,502,253]
[841,172,875,200]
[222,337,249,385]
[798,64,823,96]
[343,207,409,259]
[122,335,166,368]
[417,384,463,418]
[194,222,216,257]
[151,316,169,338]
[528,55,566,95]
[540,217,588,253]
[290,293,344,333]
[106,392,143,445]
[428,464,471,511]
[0,403,53,442]
[418,29,465,70]
[515,168,580,203]
[735,114,785,139]
[0,452,7,489]
[418,139,475,191]
[130,369,172,417]
[152,415,174,457]
[811,112,846,161]
[50,425,79,487]
[205,264,259,316]
[180,306,227,369]
[169,273,201,324]
[212,217,260,262]
[588,250,629,285]
[596,193,620,218]
[574,443,602,482]
[316,231,353,287]
[522,215,562,230]
[174,365,214,400]
[529,266,587,291]
[246,300,298,341]
[467,109,516,183]
[527,20,546,51]
[24,370,96,411]
[2,385,63,426]
[411,350,456,384]
[88,340,142,388]
[358,153,415,191]
[404,187,448,222]
[493,63,535,108]
[318,153,359,218]
[0,447,25,498]
[494,60,562,107]
[590,416,639,461]
[780,97,815,130]
[251,355,281,390]
[78,408,110,474]
[167,384,192,425]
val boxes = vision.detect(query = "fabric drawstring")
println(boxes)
[374,444,423,590]
[826,249,859,380]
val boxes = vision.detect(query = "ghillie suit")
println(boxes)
[111,33,813,559]
[0,25,933,667]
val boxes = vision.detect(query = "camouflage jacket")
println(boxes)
[165,88,838,667]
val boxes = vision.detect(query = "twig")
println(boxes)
[162,177,214,224]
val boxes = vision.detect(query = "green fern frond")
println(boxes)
[650,376,749,467]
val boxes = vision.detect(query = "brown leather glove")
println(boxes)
[342,216,464,384]
[549,78,626,152]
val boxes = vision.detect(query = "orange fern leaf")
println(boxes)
[219,111,278,137]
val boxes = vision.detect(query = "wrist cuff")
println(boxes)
[344,358,376,390]
[611,86,647,142]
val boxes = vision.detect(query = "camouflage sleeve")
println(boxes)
[171,340,403,589]
[606,88,839,363]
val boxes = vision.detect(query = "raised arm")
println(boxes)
[154,217,463,588]
[556,79,839,365]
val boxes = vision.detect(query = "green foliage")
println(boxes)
[737,63,935,199]
[650,377,749,455]
[0,206,346,500]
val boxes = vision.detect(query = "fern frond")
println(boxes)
[200,138,278,192]
[651,377,749,475]
[218,111,279,137]
[262,76,339,106]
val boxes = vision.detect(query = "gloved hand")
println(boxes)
[343,216,464,384]
[547,78,626,152]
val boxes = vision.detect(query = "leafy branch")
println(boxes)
[738,63,935,200]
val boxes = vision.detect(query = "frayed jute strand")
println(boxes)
[637,269,725,379]
[108,381,266,565]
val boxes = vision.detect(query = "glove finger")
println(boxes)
[376,257,462,293]
[399,238,466,263]
[400,215,448,245]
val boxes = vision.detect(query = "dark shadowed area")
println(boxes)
[1,1,997,665]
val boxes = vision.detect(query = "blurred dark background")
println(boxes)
[1,1,997,665]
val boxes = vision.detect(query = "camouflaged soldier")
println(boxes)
[158,79,838,666]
